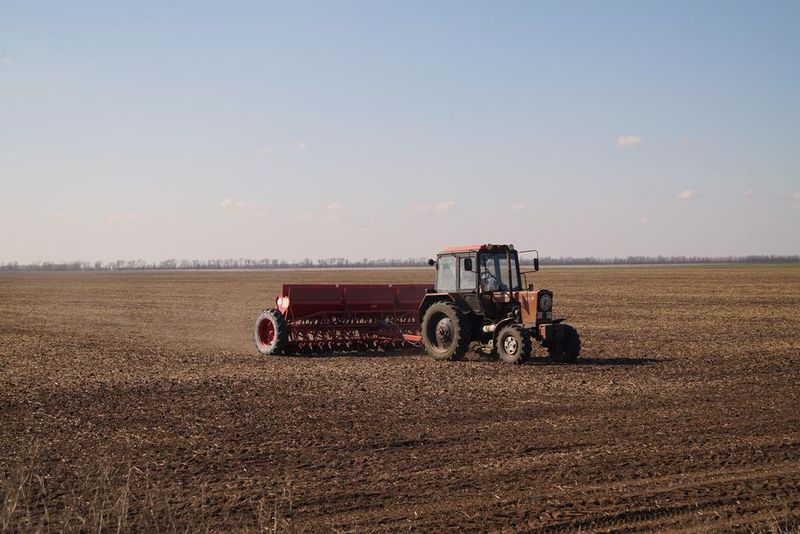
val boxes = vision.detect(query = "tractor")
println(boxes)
[253,243,580,364]
[418,243,580,364]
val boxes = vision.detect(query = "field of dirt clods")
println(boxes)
[1,265,799,532]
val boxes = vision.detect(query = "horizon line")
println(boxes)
[2,254,799,272]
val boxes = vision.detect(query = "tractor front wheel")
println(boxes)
[547,324,581,363]
[495,325,532,364]
[421,301,470,361]
[254,309,289,355]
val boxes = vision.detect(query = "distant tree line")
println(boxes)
[0,255,798,272]
[523,255,800,266]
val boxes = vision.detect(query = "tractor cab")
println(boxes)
[425,244,549,327]
[432,244,528,294]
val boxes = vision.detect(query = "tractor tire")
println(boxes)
[254,309,289,355]
[547,324,581,363]
[421,301,470,361]
[495,325,532,364]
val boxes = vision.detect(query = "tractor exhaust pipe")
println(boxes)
[507,246,515,304]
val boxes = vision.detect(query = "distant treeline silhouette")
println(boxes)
[1,255,798,272]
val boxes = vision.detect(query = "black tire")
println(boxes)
[495,325,532,364]
[547,324,581,363]
[421,301,471,361]
[254,309,289,355]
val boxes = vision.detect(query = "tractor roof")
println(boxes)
[439,244,512,254]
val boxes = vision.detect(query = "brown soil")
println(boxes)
[1,266,799,532]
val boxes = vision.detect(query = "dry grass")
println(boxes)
[1,449,294,533]
[746,510,800,534]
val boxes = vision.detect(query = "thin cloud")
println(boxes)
[220,198,249,209]
[677,189,700,200]
[639,216,653,225]
[511,203,525,211]
[106,213,149,225]
[292,201,348,222]
[48,212,80,221]
[617,135,642,148]
[220,197,269,220]
[792,192,800,208]
[742,190,754,199]
[0,57,13,65]
[434,201,455,212]
[323,201,347,220]
[411,200,456,213]
[259,141,308,157]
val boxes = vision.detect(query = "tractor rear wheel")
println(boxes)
[495,325,532,364]
[421,301,470,361]
[254,309,289,355]
[547,324,581,363]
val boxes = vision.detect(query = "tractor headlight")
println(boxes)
[538,293,552,312]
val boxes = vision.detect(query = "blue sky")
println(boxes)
[1,1,798,262]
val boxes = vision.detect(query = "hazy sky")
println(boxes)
[1,1,799,262]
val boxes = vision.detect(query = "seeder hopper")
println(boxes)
[254,284,428,354]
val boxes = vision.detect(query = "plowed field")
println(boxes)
[1,266,799,532]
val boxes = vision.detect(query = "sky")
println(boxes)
[1,1,799,263]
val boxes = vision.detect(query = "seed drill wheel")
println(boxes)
[495,324,532,365]
[254,309,289,355]
[421,301,470,361]
[547,324,581,363]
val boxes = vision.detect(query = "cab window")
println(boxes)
[459,256,476,290]
[479,253,521,291]
[436,255,456,292]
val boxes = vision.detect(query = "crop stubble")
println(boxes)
[1,266,799,532]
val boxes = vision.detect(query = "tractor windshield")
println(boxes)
[479,252,521,292]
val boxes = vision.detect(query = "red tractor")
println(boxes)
[417,244,580,363]
[254,244,580,364]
